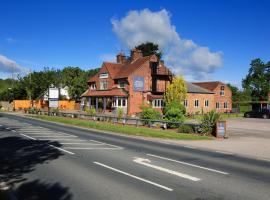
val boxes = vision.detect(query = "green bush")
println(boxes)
[178,124,194,134]
[164,101,186,128]
[200,110,221,136]
[85,107,96,115]
[140,106,161,125]
[117,108,124,119]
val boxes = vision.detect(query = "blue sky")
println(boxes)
[0,0,269,87]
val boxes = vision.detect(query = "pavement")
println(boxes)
[1,112,270,200]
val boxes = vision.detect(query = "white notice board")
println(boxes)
[49,88,59,99]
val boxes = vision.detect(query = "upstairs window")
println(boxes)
[194,99,199,107]
[220,85,225,96]
[90,84,96,90]
[100,81,108,90]
[118,80,126,88]
[99,72,108,79]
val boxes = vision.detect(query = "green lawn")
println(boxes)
[30,115,212,140]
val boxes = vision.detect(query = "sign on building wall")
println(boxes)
[133,76,144,91]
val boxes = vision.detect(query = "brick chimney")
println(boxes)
[116,52,126,64]
[130,48,143,61]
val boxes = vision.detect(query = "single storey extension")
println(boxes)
[81,49,232,116]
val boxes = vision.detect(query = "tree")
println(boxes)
[164,76,187,105]
[242,58,270,101]
[135,42,162,59]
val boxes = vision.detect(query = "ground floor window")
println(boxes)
[224,102,228,109]
[194,99,199,107]
[112,97,127,107]
[152,99,164,108]
[204,100,209,107]
[216,102,220,109]
[183,99,188,107]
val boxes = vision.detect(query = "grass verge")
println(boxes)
[30,115,212,140]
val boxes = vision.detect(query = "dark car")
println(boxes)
[244,108,270,119]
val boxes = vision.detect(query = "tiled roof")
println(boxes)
[192,81,222,91]
[114,56,150,79]
[186,82,214,94]
[81,87,128,97]
[147,94,164,101]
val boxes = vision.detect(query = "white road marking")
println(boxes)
[147,154,229,175]
[134,157,200,182]
[60,143,104,145]
[20,133,36,140]
[0,125,2,126]
[32,135,77,138]
[5,127,10,130]
[215,151,234,155]
[183,145,197,149]
[49,145,75,155]
[94,162,173,191]
[11,130,16,132]
[64,147,122,150]
[39,139,86,141]
[88,139,123,149]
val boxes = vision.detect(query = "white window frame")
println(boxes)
[152,99,164,108]
[194,99,199,107]
[100,80,108,90]
[204,100,209,107]
[99,72,109,79]
[220,85,225,96]
[183,99,188,107]
[112,97,127,107]
[224,102,228,109]
[216,102,220,109]
[90,83,96,90]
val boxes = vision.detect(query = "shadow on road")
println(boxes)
[15,179,72,200]
[0,136,63,186]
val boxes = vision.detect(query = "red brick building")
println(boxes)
[81,49,232,116]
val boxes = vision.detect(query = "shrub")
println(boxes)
[200,110,221,136]
[117,107,124,119]
[164,101,186,128]
[140,106,161,125]
[85,107,96,115]
[178,124,194,134]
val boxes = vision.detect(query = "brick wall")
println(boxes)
[186,93,215,114]
[212,83,232,112]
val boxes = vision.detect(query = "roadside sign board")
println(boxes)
[49,88,59,99]
[49,100,58,108]
[216,121,227,138]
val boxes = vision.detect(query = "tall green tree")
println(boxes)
[242,58,270,101]
[164,76,187,105]
[135,42,162,59]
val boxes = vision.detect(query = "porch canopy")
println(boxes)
[81,88,128,112]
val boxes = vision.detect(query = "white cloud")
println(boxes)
[111,9,223,80]
[0,54,28,75]
[5,37,17,43]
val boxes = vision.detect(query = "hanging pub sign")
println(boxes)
[133,76,144,91]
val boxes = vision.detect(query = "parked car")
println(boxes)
[244,108,270,119]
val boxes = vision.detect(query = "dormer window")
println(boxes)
[118,80,126,88]
[220,85,225,96]
[90,84,96,90]
[99,72,108,79]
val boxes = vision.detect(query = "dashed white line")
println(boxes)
[11,130,16,132]
[64,147,122,150]
[20,133,36,140]
[88,139,123,149]
[147,154,229,175]
[215,151,234,155]
[94,162,173,191]
[49,145,75,155]
[183,145,197,149]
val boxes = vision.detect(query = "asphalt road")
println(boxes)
[1,113,270,200]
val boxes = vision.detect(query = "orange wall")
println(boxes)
[13,100,76,110]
